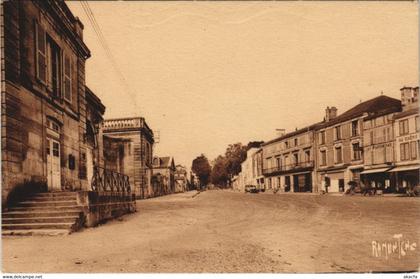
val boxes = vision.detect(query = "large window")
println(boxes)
[399,119,409,136]
[276,157,281,169]
[335,126,341,140]
[319,131,326,144]
[335,146,343,164]
[416,116,419,132]
[46,36,61,97]
[293,153,299,166]
[320,150,327,166]
[304,150,311,162]
[35,22,72,103]
[400,143,410,161]
[352,142,362,160]
[410,141,417,160]
[351,120,359,136]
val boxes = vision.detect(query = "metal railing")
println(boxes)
[91,166,131,193]
[263,161,314,175]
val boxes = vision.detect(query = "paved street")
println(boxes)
[2,190,420,273]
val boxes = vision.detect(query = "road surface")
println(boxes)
[2,190,420,273]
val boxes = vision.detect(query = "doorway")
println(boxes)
[46,138,61,191]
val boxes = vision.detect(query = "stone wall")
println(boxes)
[76,191,136,227]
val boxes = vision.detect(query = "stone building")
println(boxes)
[233,147,262,192]
[102,117,154,199]
[152,156,176,196]
[360,99,402,192]
[315,96,401,193]
[390,87,419,191]
[252,148,264,189]
[174,164,188,193]
[262,125,319,193]
[1,0,102,204]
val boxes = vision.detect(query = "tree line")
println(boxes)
[191,141,263,188]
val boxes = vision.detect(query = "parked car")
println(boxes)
[245,185,259,193]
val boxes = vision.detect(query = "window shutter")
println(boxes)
[63,54,72,102]
[35,22,47,83]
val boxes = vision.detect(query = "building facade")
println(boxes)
[251,148,264,189]
[262,126,318,193]
[102,117,154,199]
[152,156,175,196]
[360,102,401,192]
[1,0,105,204]
[174,164,188,193]
[390,87,419,192]
[315,96,401,193]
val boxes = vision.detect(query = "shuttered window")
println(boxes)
[411,141,417,160]
[320,150,327,166]
[63,55,72,102]
[400,143,410,161]
[399,120,409,136]
[35,22,47,84]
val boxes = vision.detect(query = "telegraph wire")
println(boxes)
[79,1,140,113]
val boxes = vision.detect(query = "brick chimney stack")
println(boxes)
[325,106,338,122]
[400,86,419,111]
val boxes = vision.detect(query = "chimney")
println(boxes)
[325,106,338,122]
[401,86,419,111]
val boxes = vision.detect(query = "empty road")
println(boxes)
[3,190,420,273]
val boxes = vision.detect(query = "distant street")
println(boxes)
[3,190,420,273]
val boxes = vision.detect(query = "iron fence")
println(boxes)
[91,166,131,193]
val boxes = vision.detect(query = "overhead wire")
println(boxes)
[79,1,140,112]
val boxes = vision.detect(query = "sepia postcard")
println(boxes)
[1,0,419,278]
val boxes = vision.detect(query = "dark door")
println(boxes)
[339,179,345,192]
[285,176,291,192]
[305,173,312,192]
[293,175,299,192]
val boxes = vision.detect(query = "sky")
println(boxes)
[67,1,418,169]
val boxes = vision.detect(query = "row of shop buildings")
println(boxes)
[233,87,419,194]
[1,0,189,207]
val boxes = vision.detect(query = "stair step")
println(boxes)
[3,210,82,218]
[2,223,75,230]
[28,196,77,202]
[2,229,71,236]
[2,216,78,224]
[31,192,78,197]
[9,205,83,212]
[17,201,78,207]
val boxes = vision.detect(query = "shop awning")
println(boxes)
[387,165,420,173]
[360,167,392,175]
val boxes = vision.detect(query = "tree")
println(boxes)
[210,155,229,187]
[191,154,211,188]
[225,143,247,178]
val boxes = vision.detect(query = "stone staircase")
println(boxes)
[2,192,84,236]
